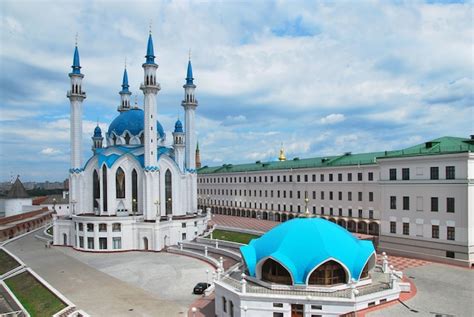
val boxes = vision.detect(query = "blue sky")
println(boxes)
[0,0,472,182]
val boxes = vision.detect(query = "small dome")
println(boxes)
[174,119,183,133]
[107,108,165,139]
[240,218,375,285]
[93,125,102,137]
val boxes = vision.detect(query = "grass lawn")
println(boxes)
[211,229,260,244]
[5,271,66,317]
[0,249,20,275]
[46,226,53,235]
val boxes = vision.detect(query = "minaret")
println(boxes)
[139,31,161,220]
[140,32,160,168]
[173,118,185,171]
[195,141,201,169]
[182,55,198,171]
[67,41,86,215]
[118,66,131,112]
[92,124,103,153]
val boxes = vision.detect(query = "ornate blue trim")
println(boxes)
[69,167,84,174]
[185,168,197,174]
[144,166,159,172]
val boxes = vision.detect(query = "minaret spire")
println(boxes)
[118,62,131,112]
[278,143,286,161]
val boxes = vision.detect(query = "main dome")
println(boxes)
[107,108,165,139]
[240,218,375,284]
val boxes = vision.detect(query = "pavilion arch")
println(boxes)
[329,218,337,223]
[369,222,379,235]
[358,252,376,280]
[256,257,295,286]
[288,214,294,220]
[251,211,257,218]
[358,221,368,234]
[262,211,268,220]
[306,258,351,286]
[281,214,287,222]
[347,220,357,232]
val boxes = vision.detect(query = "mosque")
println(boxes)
[53,32,210,251]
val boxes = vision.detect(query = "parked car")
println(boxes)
[193,282,211,294]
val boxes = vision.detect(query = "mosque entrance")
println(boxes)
[291,304,304,317]
[143,237,149,250]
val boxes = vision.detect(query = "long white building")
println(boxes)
[197,136,474,267]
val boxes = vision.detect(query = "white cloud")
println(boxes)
[40,147,62,155]
[320,113,345,125]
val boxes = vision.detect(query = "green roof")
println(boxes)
[198,136,473,175]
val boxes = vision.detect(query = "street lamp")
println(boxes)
[132,199,137,217]
[191,307,197,317]
[154,200,160,220]
[52,198,57,213]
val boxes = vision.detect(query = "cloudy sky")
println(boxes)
[0,0,472,182]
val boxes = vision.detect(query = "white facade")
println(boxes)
[53,34,208,252]
[0,198,34,217]
[198,137,474,266]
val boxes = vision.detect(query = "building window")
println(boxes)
[115,167,126,198]
[273,303,284,308]
[312,191,316,199]
[329,191,333,200]
[79,236,84,248]
[368,172,374,181]
[430,167,439,180]
[358,172,363,181]
[358,209,363,218]
[402,168,410,180]
[312,174,316,182]
[87,223,94,232]
[182,233,186,240]
[321,191,325,200]
[403,222,410,235]
[390,196,396,209]
[390,222,396,234]
[358,192,363,202]
[99,223,107,232]
[338,191,342,200]
[320,174,324,182]
[369,210,374,219]
[321,207,325,215]
[447,227,455,240]
[348,208,352,217]
[165,169,173,215]
[308,260,347,285]
[78,223,83,231]
[446,166,455,179]
[447,198,455,213]
[403,196,409,210]
[431,197,439,212]
[339,208,343,216]
[93,170,100,210]
[432,225,439,239]
[113,237,122,249]
[99,237,107,249]
[222,296,227,313]
[347,173,352,182]
[297,175,301,182]
[338,173,342,181]
[102,165,108,211]
[348,192,352,201]
[446,251,455,258]
[389,168,397,180]
[329,174,333,182]
[369,192,374,202]
[261,258,292,285]
[87,237,94,249]
[273,313,284,317]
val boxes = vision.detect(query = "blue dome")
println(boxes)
[93,125,102,137]
[240,218,375,285]
[107,108,165,139]
[174,119,183,133]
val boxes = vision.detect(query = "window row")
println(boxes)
[199,171,375,184]
[199,189,374,202]
[389,222,455,240]
[389,196,455,213]
[76,222,122,232]
[389,166,455,181]
[78,236,122,250]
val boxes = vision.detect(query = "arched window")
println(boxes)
[308,260,347,286]
[139,133,144,145]
[360,262,369,279]
[124,132,130,145]
[102,165,108,211]
[93,170,100,210]
[116,167,125,198]
[132,169,138,213]
[261,258,292,285]
[165,169,172,215]
[112,134,117,145]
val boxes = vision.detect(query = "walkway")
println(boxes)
[5,231,212,316]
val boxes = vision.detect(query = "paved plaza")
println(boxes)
[368,263,474,317]
[5,232,212,316]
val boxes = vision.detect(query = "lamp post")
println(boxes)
[191,307,197,317]
[154,200,160,220]
[206,269,209,285]
[132,199,137,217]
[71,200,77,215]
[52,198,57,213]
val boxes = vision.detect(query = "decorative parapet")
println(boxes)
[144,166,159,172]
